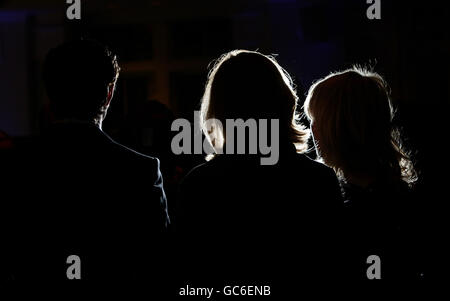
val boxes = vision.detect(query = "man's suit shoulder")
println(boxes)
[104,137,161,183]
[108,137,159,166]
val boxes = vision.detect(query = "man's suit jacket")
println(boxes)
[4,122,169,281]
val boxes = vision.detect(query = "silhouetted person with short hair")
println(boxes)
[304,67,420,279]
[177,50,342,285]
[8,40,169,281]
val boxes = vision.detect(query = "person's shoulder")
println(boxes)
[115,141,158,162]
[180,157,232,192]
[290,153,336,177]
[103,135,161,175]
[104,134,157,162]
[184,155,241,178]
[181,159,211,184]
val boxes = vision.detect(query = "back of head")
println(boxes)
[201,50,309,154]
[43,39,120,122]
[304,67,415,184]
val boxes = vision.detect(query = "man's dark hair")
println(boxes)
[43,39,120,121]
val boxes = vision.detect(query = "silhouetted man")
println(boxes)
[8,40,169,281]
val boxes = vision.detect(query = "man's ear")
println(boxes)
[105,83,115,107]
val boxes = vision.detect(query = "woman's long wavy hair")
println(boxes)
[200,50,309,160]
[304,66,417,185]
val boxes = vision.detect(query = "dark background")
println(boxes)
[1,0,449,274]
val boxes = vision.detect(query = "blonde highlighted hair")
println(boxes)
[304,66,416,184]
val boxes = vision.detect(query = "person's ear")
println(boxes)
[105,83,115,107]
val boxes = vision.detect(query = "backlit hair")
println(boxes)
[200,50,309,159]
[304,67,416,184]
[43,39,120,122]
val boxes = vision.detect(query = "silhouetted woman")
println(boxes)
[177,50,342,282]
[304,67,419,279]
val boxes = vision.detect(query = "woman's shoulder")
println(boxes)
[341,178,412,208]
[286,153,337,177]
[180,156,229,187]
[181,153,339,190]
[180,160,210,185]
